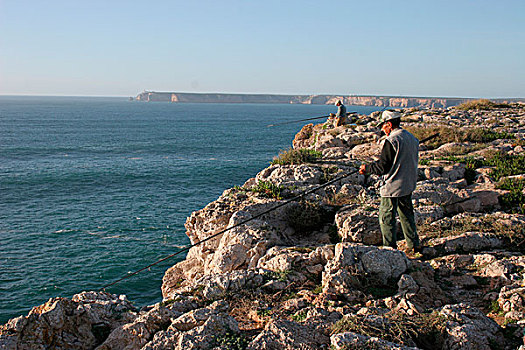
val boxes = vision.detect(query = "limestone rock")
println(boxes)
[0,291,136,350]
[440,303,503,350]
[165,269,265,301]
[247,319,329,350]
[334,204,382,245]
[498,285,525,321]
[292,123,315,149]
[349,142,381,160]
[413,180,462,208]
[482,255,525,286]
[96,303,182,350]
[256,164,323,188]
[427,232,503,255]
[322,243,410,297]
[414,205,445,224]
[331,331,421,350]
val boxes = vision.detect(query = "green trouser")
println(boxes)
[379,194,419,249]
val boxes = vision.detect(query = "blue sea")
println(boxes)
[0,96,382,323]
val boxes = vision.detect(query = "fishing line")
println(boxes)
[99,125,438,291]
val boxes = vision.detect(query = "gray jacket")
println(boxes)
[335,104,346,118]
[369,128,419,197]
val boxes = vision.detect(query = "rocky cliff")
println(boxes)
[2,102,525,349]
[134,91,523,109]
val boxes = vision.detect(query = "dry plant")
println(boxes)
[455,99,510,111]
[331,311,447,349]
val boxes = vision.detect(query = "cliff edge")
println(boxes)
[2,101,525,349]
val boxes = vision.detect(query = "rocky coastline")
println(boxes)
[2,100,525,349]
[134,91,524,109]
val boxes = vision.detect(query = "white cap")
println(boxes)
[377,110,401,127]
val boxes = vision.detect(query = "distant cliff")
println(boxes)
[134,91,522,109]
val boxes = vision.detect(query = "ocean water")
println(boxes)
[0,96,382,323]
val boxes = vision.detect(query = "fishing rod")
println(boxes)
[99,167,360,291]
[99,132,440,291]
[267,103,393,128]
[267,112,357,127]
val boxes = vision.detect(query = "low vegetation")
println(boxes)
[271,148,322,165]
[405,126,514,150]
[331,311,447,349]
[320,166,340,184]
[455,99,509,111]
[251,180,284,199]
[211,329,249,350]
[418,214,525,252]
[497,178,525,215]
[482,153,525,181]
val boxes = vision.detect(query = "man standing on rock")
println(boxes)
[359,110,421,254]
[329,100,347,127]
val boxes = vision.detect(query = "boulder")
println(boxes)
[482,255,525,286]
[413,180,462,208]
[141,301,239,350]
[334,204,382,245]
[292,123,315,149]
[439,303,503,350]
[256,246,334,284]
[162,202,293,297]
[256,164,324,188]
[322,243,410,297]
[349,142,382,160]
[0,292,136,350]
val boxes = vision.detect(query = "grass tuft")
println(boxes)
[331,311,447,349]
[251,180,284,199]
[271,148,322,165]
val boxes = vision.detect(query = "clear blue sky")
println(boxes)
[1,0,524,98]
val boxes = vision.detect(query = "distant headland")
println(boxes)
[132,91,523,109]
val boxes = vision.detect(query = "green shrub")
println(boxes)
[271,148,322,165]
[497,178,525,215]
[291,309,308,322]
[484,153,525,181]
[464,129,514,142]
[320,166,340,184]
[312,284,323,294]
[263,269,291,282]
[212,330,249,350]
[251,180,283,199]
[438,153,525,183]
